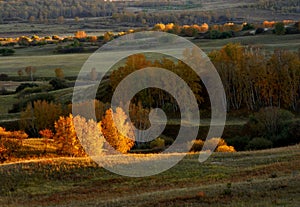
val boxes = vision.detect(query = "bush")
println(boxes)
[162,136,174,146]
[216,145,236,152]
[49,78,69,90]
[255,28,265,34]
[0,48,15,56]
[274,22,286,35]
[150,138,165,149]
[204,137,227,151]
[9,93,55,113]
[272,120,300,147]
[226,136,250,151]
[242,23,255,31]
[15,83,38,93]
[246,137,273,150]
[190,139,204,152]
[245,107,294,139]
[0,73,8,80]
[190,138,236,152]
[209,30,222,39]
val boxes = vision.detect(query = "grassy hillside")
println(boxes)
[0,144,299,207]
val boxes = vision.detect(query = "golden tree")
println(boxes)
[73,116,105,156]
[54,68,64,79]
[54,114,84,156]
[100,108,135,153]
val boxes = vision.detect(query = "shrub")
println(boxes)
[216,145,236,152]
[246,137,273,150]
[15,83,38,93]
[255,28,265,34]
[150,138,165,149]
[190,139,204,152]
[204,137,227,151]
[226,136,250,151]
[274,22,286,35]
[209,30,222,39]
[0,48,15,56]
[242,23,255,31]
[162,136,174,146]
[49,78,69,90]
[245,107,294,139]
[10,93,55,113]
[0,73,8,80]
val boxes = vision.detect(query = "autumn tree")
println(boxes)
[57,16,64,24]
[100,108,135,153]
[103,32,114,42]
[25,66,36,82]
[20,100,62,136]
[73,116,105,156]
[54,68,64,79]
[17,69,23,77]
[54,114,84,156]
[75,30,87,39]
[70,99,109,122]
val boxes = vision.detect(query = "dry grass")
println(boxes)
[0,143,299,207]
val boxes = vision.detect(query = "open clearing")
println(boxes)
[0,144,299,207]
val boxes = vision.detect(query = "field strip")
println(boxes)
[0,157,90,168]
[49,175,300,207]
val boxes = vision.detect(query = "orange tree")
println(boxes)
[100,108,135,153]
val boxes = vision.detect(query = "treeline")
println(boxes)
[210,44,300,111]
[112,11,230,26]
[106,45,300,113]
[244,0,300,13]
[0,0,232,25]
[0,0,118,21]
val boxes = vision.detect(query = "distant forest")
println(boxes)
[0,0,299,24]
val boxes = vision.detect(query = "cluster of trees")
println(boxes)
[108,46,300,113]
[108,54,203,112]
[209,44,300,111]
[112,11,232,26]
[227,107,300,151]
[19,99,135,156]
[245,0,299,13]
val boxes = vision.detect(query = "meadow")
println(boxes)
[0,16,300,207]
[0,143,299,207]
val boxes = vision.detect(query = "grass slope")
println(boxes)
[0,144,299,207]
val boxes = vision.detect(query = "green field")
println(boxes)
[0,143,299,207]
[0,34,299,78]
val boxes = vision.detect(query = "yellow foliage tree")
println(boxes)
[100,108,135,153]
[54,114,84,156]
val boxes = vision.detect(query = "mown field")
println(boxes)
[0,143,299,207]
[0,34,299,77]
